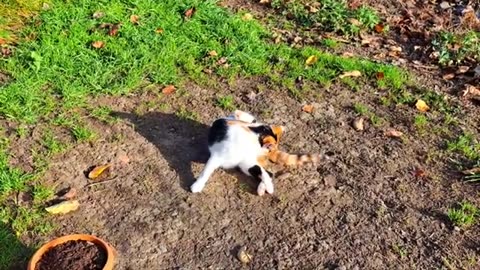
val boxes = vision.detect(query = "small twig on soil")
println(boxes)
[83,176,118,189]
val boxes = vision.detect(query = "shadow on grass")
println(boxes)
[113,111,260,194]
[0,223,34,270]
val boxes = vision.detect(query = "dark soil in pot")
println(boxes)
[34,239,107,270]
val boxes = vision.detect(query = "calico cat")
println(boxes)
[190,110,284,196]
[191,110,330,195]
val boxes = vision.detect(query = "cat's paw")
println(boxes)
[264,181,274,194]
[257,182,266,196]
[190,181,205,193]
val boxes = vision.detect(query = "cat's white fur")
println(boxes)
[190,110,283,196]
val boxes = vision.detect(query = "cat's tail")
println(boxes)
[268,149,331,166]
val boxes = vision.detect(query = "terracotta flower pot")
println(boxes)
[27,234,116,270]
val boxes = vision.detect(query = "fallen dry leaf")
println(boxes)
[108,24,120,36]
[92,11,105,19]
[339,70,361,79]
[208,50,218,57]
[308,6,319,13]
[442,73,455,80]
[462,84,480,101]
[91,41,105,49]
[259,0,270,4]
[60,188,77,200]
[88,164,111,180]
[217,57,227,65]
[45,200,80,214]
[155,28,164,34]
[302,104,314,113]
[130,15,140,24]
[415,99,430,112]
[305,55,318,66]
[237,246,252,264]
[162,85,176,95]
[457,66,469,73]
[414,168,427,178]
[353,117,364,131]
[342,52,354,57]
[374,24,385,33]
[242,13,253,21]
[385,128,403,138]
[376,72,385,80]
[349,18,361,26]
[185,7,195,18]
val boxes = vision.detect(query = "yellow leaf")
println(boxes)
[45,200,80,214]
[301,104,314,113]
[415,99,430,112]
[339,70,362,78]
[88,164,111,180]
[242,13,253,21]
[305,55,318,66]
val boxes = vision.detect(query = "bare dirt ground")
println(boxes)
[13,1,480,269]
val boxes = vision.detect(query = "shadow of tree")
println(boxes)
[0,224,34,270]
[113,112,260,193]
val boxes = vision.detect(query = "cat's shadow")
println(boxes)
[113,111,259,193]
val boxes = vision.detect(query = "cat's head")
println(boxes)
[260,125,286,150]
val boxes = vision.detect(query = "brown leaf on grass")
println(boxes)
[442,73,455,80]
[242,13,253,21]
[376,72,385,80]
[108,24,120,36]
[462,167,480,175]
[130,15,140,24]
[349,18,361,26]
[339,70,361,79]
[415,99,430,112]
[45,200,80,214]
[155,28,164,34]
[217,57,227,65]
[301,104,314,113]
[342,52,354,57]
[92,11,105,19]
[91,41,105,49]
[60,188,77,200]
[88,164,111,180]
[208,50,218,57]
[162,85,176,95]
[185,7,196,18]
[374,24,385,33]
[0,38,7,45]
[384,128,403,138]
[305,55,318,66]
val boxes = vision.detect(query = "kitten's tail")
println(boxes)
[267,149,331,166]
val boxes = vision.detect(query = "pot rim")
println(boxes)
[27,233,116,270]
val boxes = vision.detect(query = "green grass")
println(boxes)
[0,224,33,270]
[447,202,479,228]
[432,31,480,66]
[414,114,428,131]
[41,130,67,156]
[447,133,480,162]
[0,0,407,124]
[353,102,385,127]
[71,125,96,142]
[216,95,235,110]
[270,0,380,36]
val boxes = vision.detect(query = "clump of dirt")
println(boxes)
[34,240,107,270]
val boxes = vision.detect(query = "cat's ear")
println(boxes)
[271,125,285,141]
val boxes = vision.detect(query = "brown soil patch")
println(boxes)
[35,240,107,270]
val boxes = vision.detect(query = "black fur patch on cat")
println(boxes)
[248,125,277,146]
[248,165,262,182]
[208,119,228,146]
